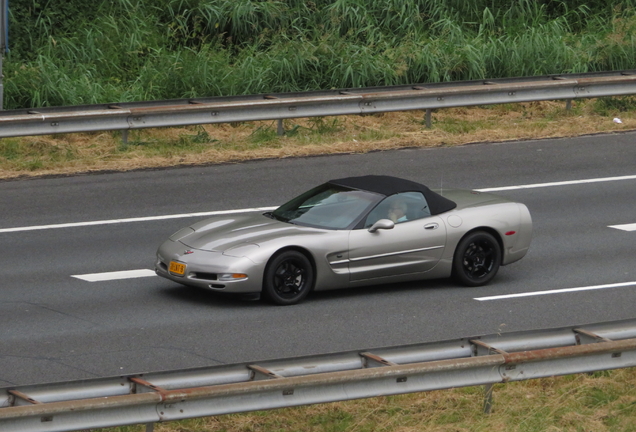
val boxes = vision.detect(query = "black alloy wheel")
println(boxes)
[263,250,314,305]
[453,231,501,286]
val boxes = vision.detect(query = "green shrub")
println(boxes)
[593,96,636,116]
[5,0,636,109]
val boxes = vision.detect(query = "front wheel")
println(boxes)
[263,251,314,305]
[453,231,501,287]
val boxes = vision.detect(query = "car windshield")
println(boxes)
[271,184,382,229]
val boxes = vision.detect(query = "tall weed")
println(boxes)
[5,0,636,109]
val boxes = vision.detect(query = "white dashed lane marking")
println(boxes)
[609,223,636,232]
[475,174,636,192]
[72,269,156,282]
[0,207,277,233]
[474,281,636,301]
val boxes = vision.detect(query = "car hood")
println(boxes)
[178,213,318,252]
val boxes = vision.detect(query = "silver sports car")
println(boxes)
[155,175,532,305]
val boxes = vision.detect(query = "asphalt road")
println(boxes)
[1,131,635,387]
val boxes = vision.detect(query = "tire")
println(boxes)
[263,250,314,305]
[452,231,501,287]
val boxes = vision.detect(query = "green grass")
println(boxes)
[436,118,493,134]
[306,117,345,135]
[0,139,77,163]
[118,128,219,156]
[593,96,636,116]
[354,128,395,141]
[249,125,280,146]
[5,1,636,110]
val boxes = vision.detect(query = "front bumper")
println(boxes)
[155,239,264,293]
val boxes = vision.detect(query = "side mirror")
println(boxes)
[368,219,395,233]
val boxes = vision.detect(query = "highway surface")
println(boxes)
[1,132,635,387]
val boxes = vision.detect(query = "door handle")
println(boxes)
[424,223,439,230]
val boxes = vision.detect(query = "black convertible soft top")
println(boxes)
[328,175,457,215]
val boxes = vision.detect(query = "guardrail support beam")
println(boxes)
[483,383,494,414]
[2,71,636,139]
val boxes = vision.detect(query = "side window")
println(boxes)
[364,192,431,227]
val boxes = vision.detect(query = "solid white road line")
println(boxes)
[0,207,277,233]
[72,269,157,282]
[2,174,636,234]
[609,223,636,232]
[474,281,636,301]
[475,174,636,192]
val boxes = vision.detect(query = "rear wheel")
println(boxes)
[453,231,501,286]
[263,251,314,305]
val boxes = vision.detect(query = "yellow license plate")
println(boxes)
[169,261,186,276]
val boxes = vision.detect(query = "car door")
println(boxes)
[347,192,447,281]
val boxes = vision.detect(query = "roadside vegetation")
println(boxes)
[2,1,636,179]
[96,367,636,431]
[6,0,636,108]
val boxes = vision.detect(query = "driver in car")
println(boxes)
[388,198,408,223]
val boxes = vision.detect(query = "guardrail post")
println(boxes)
[565,99,572,111]
[146,422,155,431]
[425,109,432,128]
[0,0,6,111]
[483,383,494,414]
[0,53,3,110]
[122,129,129,144]
[277,119,285,136]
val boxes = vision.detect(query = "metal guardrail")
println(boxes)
[1,70,636,138]
[1,318,636,431]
